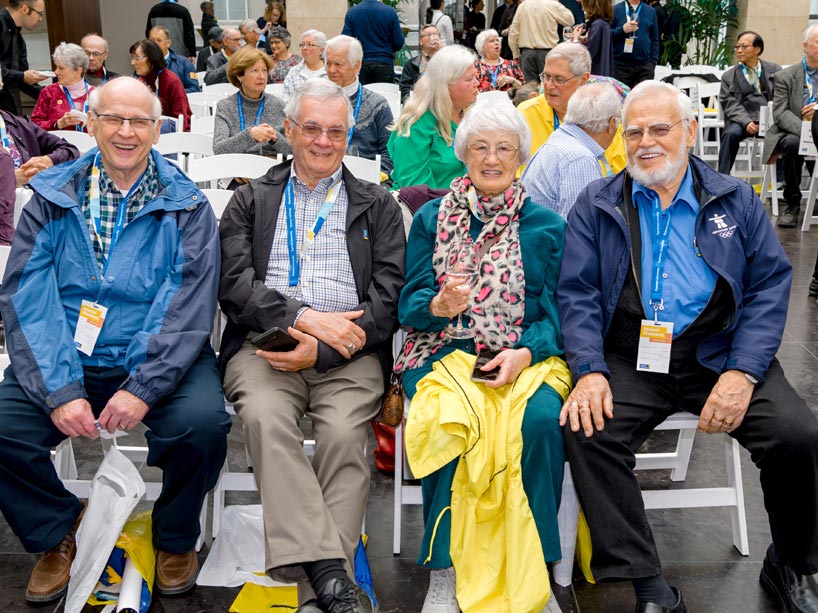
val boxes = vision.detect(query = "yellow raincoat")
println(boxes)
[406,350,571,613]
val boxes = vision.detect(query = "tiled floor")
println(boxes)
[0,204,816,612]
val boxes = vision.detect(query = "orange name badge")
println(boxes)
[636,319,673,374]
[74,300,108,356]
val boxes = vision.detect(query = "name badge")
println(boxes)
[624,38,635,54]
[636,319,673,374]
[74,300,108,356]
[799,120,818,157]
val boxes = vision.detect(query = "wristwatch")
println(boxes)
[741,371,760,386]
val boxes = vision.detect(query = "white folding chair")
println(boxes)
[13,187,33,227]
[154,132,214,173]
[187,91,226,118]
[759,103,781,216]
[51,130,96,153]
[363,82,400,97]
[801,161,818,231]
[159,114,185,134]
[187,153,282,188]
[190,115,216,136]
[343,154,381,184]
[264,83,285,99]
[201,188,234,220]
[691,82,723,162]
[203,82,239,96]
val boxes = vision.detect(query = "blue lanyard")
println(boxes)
[486,64,500,89]
[347,83,363,148]
[627,2,642,20]
[648,195,672,321]
[553,109,560,130]
[62,80,91,132]
[238,94,266,131]
[600,156,613,177]
[0,114,9,152]
[804,58,815,103]
[284,177,343,288]
[88,152,147,272]
[738,62,761,83]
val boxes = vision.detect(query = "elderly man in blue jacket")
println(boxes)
[0,77,230,605]
[558,80,818,613]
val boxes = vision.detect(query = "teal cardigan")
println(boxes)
[388,110,464,189]
[399,196,566,368]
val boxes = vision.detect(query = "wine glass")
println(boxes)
[445,238,479,340]
[562,26,574,43]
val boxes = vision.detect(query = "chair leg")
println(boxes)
[212,460,228,539]
[669,428,696,481]
[724,438,749,555]
[771,163,779,217]
[393,421,403,556]
[801,163,818,232]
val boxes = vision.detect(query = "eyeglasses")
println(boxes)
[466,142,519,161]
[540,72,579,87]
[623,120,683,142]
[733,44,753,51]
[28,5,44,17]
[84,50,107,58]
[290,118,347,142]
[93,113,157,132]
[130,55,147,62]
[299,43,320,49]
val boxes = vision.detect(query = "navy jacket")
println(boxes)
[611,1,659,66]
[558,156,791,383]
[165,50,201,93]
[342,0,405,64]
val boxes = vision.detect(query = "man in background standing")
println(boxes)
[146,0,197,62]
[0,0,49,115]
[508,0,575,83]
[611,0,659,87]
[342,0,406,85]
[200,1,218,47]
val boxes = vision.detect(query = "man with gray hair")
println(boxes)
[522,82,621,217]
[239,19,263,49]
[204,26,243,85]
[81,34,120,86]
[0,76,229,604]
[149,25,201,93]
[517,42,628,175]
[325,35,394,174]
[219,79,405,613]
[559,79,818,612]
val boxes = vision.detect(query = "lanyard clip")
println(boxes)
[651,300,663,324]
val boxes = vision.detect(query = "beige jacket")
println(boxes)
[508,0,575,59]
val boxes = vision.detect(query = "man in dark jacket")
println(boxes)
[149,25,201,93]
[342,0,405,85]
[718,31,780,174]
[611,0,660,87]
[196,25,222,73]
[200,1,218,47]
[146,0,197,61]
[0,0,49,115]
[398,24,441,102]
[558,80,818,613]
[219,79,404,613]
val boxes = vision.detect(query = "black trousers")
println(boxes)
[779,132,806,210]
[718,121,752,175]
[613,63,655,89]
[0,347,231,553]
[520,48,550,84]
[564,354,818,580]
[360,61,395,85]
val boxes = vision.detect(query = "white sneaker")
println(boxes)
[421,567,460,613]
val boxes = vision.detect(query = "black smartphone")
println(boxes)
[471,349,502,383]
[251,327,299,352]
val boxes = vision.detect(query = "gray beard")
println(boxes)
[627,140,689,189]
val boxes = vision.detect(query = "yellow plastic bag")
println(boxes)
[229,582,298,612]
[87,510,156,613]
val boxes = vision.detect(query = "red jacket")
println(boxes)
[137,69,192,131]
[30,82,92,132]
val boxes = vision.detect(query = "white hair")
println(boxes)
[474,29,498,59]
[804,24,818,43]
[239,19,261,34]
[88,77,162,119]
[301,29,327,49]
[326,34,363,66]
[53,42,89,75]
[564,82,622,133]
[622,80,696,128]
[454,97,531,165]
[544,42,591,77]
[284,79,354,129]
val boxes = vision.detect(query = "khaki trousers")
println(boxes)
[223,341,383,587]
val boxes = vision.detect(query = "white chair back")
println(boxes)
[187,91,226,118]
[201,188,234,220]
[190,115,216,136]
[343,155,381,184]
[187,153,282,188]
[14,187,33,227]
[264,83,285,99]
[159,114,185,133]
[154,132,215,172]
[364,82,399,97]
[51,130,96,153]
[0,244,10,283]
[204,82,239,96]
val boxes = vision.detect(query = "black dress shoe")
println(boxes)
[317,576,375,613]
[809,279,818,297]
[778,208,800,228]
[760,543,818,612]
[635,586,686,612]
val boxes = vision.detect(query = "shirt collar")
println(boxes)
[98,153,157,197]
[560,123,606,160]
[632,164,698,213]
[289,163,344,191]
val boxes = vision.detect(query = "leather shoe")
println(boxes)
[778,208,800,228]
[317,576,375,613]
[809,279,818,297]
[635,586,686,612]
[155,549,199,595]
[26,503,86,603]
[760,543,818,612]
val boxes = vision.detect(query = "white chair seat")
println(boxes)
[343,154,381,184]
[187,153,281,188]
[52,130,95,153]
[201,188,234,220]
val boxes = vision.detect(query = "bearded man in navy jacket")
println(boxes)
[558,80,818,613]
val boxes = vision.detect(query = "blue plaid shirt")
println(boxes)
[265,166,359,318]
[81,155,161,270]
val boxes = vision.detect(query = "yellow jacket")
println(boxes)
[406,350,571,613]
[517,94,628,175]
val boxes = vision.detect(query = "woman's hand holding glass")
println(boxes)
[430,275,472,319]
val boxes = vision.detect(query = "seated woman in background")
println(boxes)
[572,0,614,78]
[31,43,93,133]
[267,27,301,85]
[213,46,289,158]
[388,45,478,190]
[281,29,327,102]
[396,99,570,613]
[129,39,192,132]
[474,29,525,93]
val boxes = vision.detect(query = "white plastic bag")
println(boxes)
[64,446,146,613]
[198,505,289,588]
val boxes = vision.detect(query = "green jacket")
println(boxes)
[388,110,464,190]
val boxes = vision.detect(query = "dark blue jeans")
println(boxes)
[0,346,230,553]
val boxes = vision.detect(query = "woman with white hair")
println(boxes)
[31,42,92,132]
[395,98,570,613]
[388,45,478,189]
[267,26,301,84]
[474,28,525,93]
[281,29,327,102]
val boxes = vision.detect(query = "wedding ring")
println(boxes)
[347,343,356,353]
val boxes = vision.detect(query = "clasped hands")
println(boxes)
[559,370,754,437]
[51,390,149,439]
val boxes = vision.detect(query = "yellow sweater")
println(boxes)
[406,350,571,613]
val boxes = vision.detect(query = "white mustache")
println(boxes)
[636,147,666,157]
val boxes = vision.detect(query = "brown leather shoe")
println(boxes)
[155,549,199,595]
[26,503,86,603]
